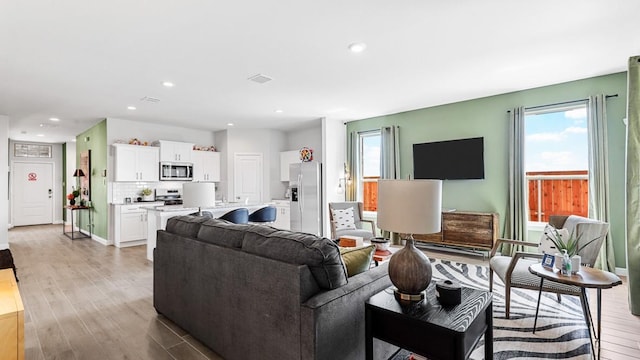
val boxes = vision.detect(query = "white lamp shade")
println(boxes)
[377,179,442,235]
[182,182,216,209]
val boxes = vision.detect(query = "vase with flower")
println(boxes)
[67,189,80,206]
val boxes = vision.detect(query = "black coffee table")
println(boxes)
[365,283,492,360]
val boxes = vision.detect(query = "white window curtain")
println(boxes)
[587,94,615,272]
[380,126,400,180]
[506,107,528,248]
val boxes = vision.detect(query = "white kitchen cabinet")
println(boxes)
[280,150,300,181]
[192,150,220,182]
[113,144,159,182]
[113,203,163,248]
[157,140,194,163]
[271,200,290,230]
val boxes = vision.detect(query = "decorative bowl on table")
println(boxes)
[370,237,390,251]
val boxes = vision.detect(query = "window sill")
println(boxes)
[527,221,547,232]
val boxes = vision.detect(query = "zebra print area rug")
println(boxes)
[392,259,591,360]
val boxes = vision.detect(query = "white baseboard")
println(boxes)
[90,233,112,246]
[615,267,628,277]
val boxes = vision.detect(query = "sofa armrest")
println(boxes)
[302,262,389,309]
[300,263,396,360]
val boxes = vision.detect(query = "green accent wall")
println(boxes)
[76,120,108,239]
[62,143,67,222]
[347,72,628,268]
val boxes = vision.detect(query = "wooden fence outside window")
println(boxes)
[527,170,589,223]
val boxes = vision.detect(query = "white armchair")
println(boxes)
[328,202,376,240]
[489,215,609,318]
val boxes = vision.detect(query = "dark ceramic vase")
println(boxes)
[69,199,76,206]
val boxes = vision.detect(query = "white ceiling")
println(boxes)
[2,0,639,144]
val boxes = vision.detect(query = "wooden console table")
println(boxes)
[0,268,24,360]
[413,211,498,251]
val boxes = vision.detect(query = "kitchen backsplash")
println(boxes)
[109,181,187,203]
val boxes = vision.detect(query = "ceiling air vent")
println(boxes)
[140,96,161,103]
[248,74,273,84]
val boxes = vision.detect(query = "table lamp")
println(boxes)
[377,179,442,302]
[182,182,216,215]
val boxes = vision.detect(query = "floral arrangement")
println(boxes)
[67,189,81,205]
[544,227,601,257]
[140,188,153,196]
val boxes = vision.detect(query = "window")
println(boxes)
[524,102,589,223]
[14,143,52,158]
[357,131,381,211]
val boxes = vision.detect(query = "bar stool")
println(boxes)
[219,208,249,224]
[248,206,277,224]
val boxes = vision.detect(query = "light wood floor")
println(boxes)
[8,224,640,360]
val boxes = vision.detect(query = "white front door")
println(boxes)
[12,162,54,226]
[233,153,263,203]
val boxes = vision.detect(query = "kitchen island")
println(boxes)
[145,203,268,261]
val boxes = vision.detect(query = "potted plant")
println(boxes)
[140,188,154,201]
[545,227,601,273]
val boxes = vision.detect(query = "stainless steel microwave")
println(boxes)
[160,162,193,181]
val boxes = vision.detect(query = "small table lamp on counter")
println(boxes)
[377,179,442,302]
[182,182,216,215]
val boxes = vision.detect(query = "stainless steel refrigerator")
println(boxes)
[289,161,322,236]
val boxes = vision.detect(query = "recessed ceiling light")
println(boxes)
[49,117,59,122]
[127,106,136,110]
[162,81,174,87]
[275,109,283,113]
[71,138,77,142]
[227,123,234,126]
[37,134,44,137]
[348,42,367,53]
[39,123,44,127]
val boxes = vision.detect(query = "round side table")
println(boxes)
[528,263,621,360]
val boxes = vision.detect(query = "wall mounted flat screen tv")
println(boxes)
[413,137,485,180]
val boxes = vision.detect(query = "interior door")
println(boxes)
[233,153,263,203]
[12,162,54,226]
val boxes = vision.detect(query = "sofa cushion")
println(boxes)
[339,245,375,277]
[197,218,253,248]
[166,216,210,238]
[242,229,348,289]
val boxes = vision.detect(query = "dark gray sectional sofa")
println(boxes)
[153,216,396,360]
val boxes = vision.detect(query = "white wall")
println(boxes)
[218,128,283,202]
[286,122,323,163]
[9,140,64,225]
[106,118,216,146]
[268,131,287,199]
[322,118,346,237]
[0,116,8,249]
